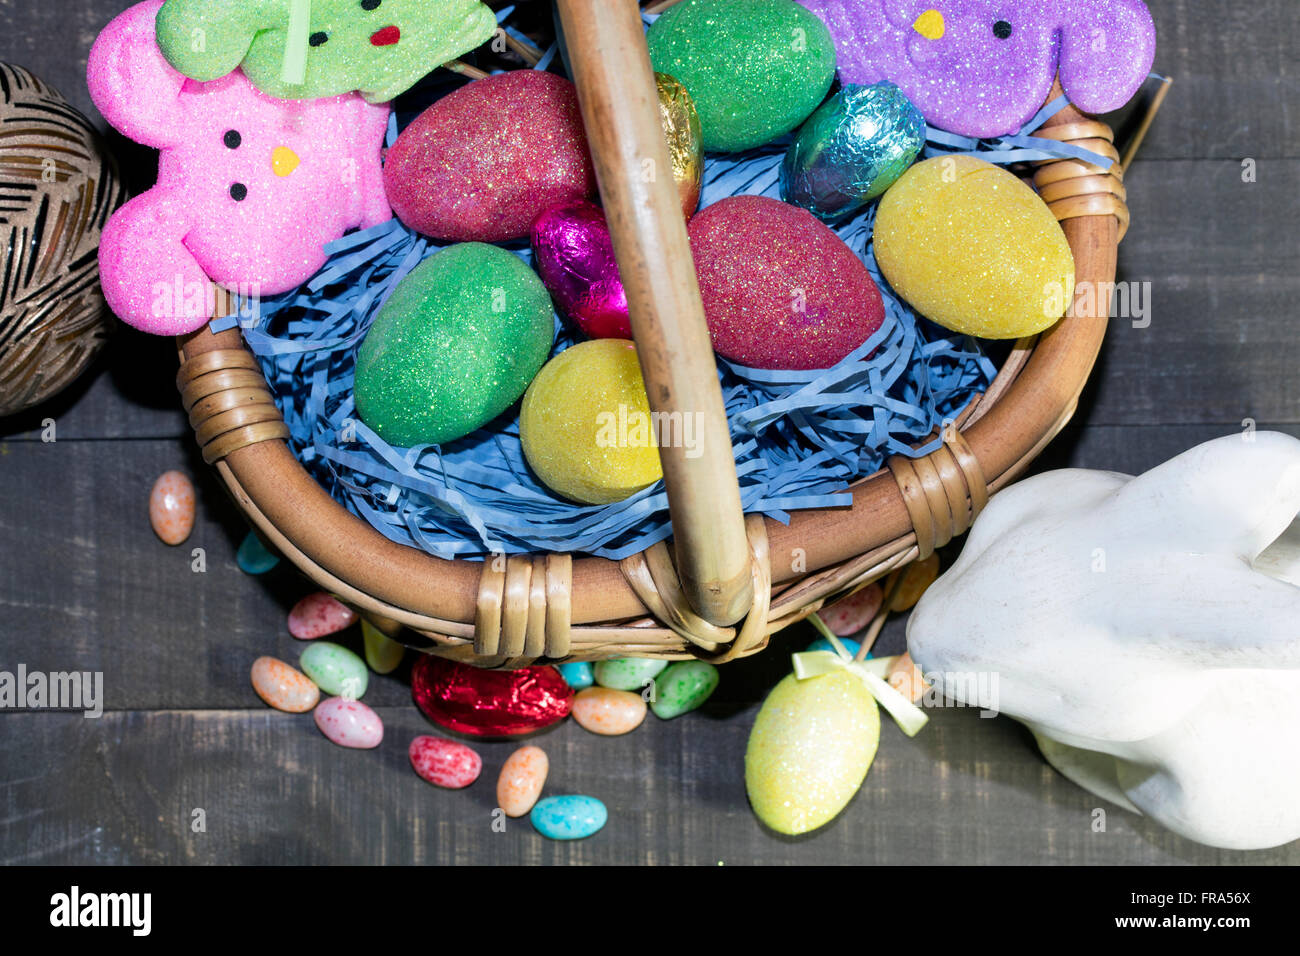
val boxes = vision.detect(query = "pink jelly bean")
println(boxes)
[313,697,383,749]
[821,583,884,636]
[409,735,482,789]
[288,592,358,640]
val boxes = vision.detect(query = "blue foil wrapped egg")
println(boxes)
[780,82,926,223]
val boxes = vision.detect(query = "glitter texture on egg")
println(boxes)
[520,340,664,505]
[353,242,555,447]
[688,195,885,370]
[745,670,881,835]
[383,70,597,242]
[873,155,1075,339]
[647,0,838,153]
[781,82,926,222]
[655,72,704,216]
[532,201,630,339]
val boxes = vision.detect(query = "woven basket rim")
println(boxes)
[173,14,1125,663]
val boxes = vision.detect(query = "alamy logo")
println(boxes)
[0,665,103,718]
[49,886,151,936]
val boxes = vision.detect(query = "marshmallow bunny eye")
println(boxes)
[361,0,383,10]
[992,19,1013,40]
[224,130,242,149]
[309,31,330,47]
[230,183,249,202]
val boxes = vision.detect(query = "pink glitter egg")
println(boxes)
[532,201,630,339]
[409,735,483,789]
[384,71,597,243]
[688,195,884,371]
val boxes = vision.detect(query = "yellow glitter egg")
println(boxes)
[520,339,664,505]
[874,155,1075,339]
[745,671,880,836]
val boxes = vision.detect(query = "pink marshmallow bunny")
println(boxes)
[88,1,392,335]
[800,0,1156,138]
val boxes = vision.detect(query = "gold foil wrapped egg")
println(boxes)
[655,73,703,218]
[520,339,664,505]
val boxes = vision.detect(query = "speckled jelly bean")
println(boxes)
[820,583,883,635]
[314,697,383,749]
[362,620,405,675]
[148,470,194,546]
[557,661,594,689]
[807,636,867,659]
[409,735,482,789]
[572,687,647,736]
[288,592,358,640]
[890,554,941,612]
[650,660,719,720]
[235,530,280,574]
[530,795,607,841]
[300,642,368,699]
[250,656,320,713]
[497,745,549,818]
[593,657,667,692]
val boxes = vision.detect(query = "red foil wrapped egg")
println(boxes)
[384,71,597,243]
[687,195,885,370]
[532,201,630,339]
[411,655,574,737]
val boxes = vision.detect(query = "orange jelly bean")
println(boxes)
[497,745,549,818]
[250,656,320,713]
[148,470,195,546]
[572,687,647,736]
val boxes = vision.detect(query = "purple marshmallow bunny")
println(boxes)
[799,0,1156,138]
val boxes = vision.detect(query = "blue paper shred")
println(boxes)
[217,65,1116,562]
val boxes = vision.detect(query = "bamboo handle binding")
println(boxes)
[556,0,754,627]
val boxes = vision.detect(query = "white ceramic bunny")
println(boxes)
[907,432,1300,850]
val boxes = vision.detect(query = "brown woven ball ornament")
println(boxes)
[0,63,126,417]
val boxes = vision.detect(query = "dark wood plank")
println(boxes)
[3,706,1296,865]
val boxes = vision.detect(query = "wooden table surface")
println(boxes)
[2,0,1298,865]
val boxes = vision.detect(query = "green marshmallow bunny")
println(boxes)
[155,0,498,103]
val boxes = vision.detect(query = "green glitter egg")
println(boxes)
[647,0,837,153]
[354,243,555,447]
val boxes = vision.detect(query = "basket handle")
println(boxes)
[556,0,753,627]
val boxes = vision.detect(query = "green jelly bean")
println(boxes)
[593,657,667,692]
[300,642,368,699]
[651,661,719,719]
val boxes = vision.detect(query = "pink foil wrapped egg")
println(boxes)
[384,71,597,243]
[687,196,885,371]
[532,201,630,339]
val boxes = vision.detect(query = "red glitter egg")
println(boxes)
[687,195,885,370]
[411,655,574,737]
[384,71,597,243]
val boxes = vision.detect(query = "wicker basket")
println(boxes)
[173,0,1136,667]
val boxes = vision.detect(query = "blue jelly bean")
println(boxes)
[806,636,870,659]
[531,795,607,841]
[236,530,280,575]
[557,662,594,689]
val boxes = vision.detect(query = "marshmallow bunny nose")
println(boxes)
[273,146,300,178]
[371,26,401,47]
[913,9,946,40]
